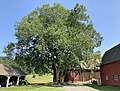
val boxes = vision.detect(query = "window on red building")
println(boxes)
[105,75,108,80]
[114,74,119,81]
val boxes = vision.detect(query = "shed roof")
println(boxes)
[0,64,26,76]
[102,43,120,65]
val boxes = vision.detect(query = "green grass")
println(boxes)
[85,84,120,91]
[0,86,66,91]
[26,74,53,84]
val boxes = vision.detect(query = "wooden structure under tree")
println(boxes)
[63,70,100,83]
[0,64,26,87]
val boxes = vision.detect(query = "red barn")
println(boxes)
[100,44,120,86]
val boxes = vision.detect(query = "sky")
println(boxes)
[0,0,120,56]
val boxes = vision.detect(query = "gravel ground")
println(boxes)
[63,86,100,91]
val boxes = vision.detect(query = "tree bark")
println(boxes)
[52,63,63,84]
[52,63,57,82]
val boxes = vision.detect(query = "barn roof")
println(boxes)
[0,64,26,76]
[102,43,120,65]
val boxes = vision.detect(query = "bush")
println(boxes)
[19,80,29,85]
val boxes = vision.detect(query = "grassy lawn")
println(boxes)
[26,74,53,84]
[0,86,66,91]
[85,84,120,91]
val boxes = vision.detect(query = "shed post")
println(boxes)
[6,76,10,87]
[16,76,20,85]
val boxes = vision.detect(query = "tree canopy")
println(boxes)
[4,3,103,83]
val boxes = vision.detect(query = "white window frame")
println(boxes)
[114,74,119,81]
[105,75,109,80]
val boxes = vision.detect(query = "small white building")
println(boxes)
[0,64,26,87]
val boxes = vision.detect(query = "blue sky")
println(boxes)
[0,0,120,56]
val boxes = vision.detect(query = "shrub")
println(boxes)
[19,80,29,85]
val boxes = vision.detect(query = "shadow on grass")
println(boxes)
[29,82,63,88]
[84,84,120,91]
[28,82,83,88]
[63,82,83,86]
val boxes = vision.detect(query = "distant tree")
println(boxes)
[0,56,17,67]
[4,3,103,83]
[3,42,15,60]
[80,50,102,71]
[0,56,4,64]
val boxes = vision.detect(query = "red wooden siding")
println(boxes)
[64,71,100,82]
[100,60,120,86]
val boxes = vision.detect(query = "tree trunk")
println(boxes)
[64,71,69,82]
[52,63,57,82]
[58,71,63,83]
[52,63,64,84]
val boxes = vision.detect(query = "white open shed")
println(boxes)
[0,64,26,87]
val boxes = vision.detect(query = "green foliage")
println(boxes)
[19,80,29,85]
[4,3,103,83]
[80,51,102,71]
[0,56,17,67]
[0,56,5,64]
[3,42,15,60]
